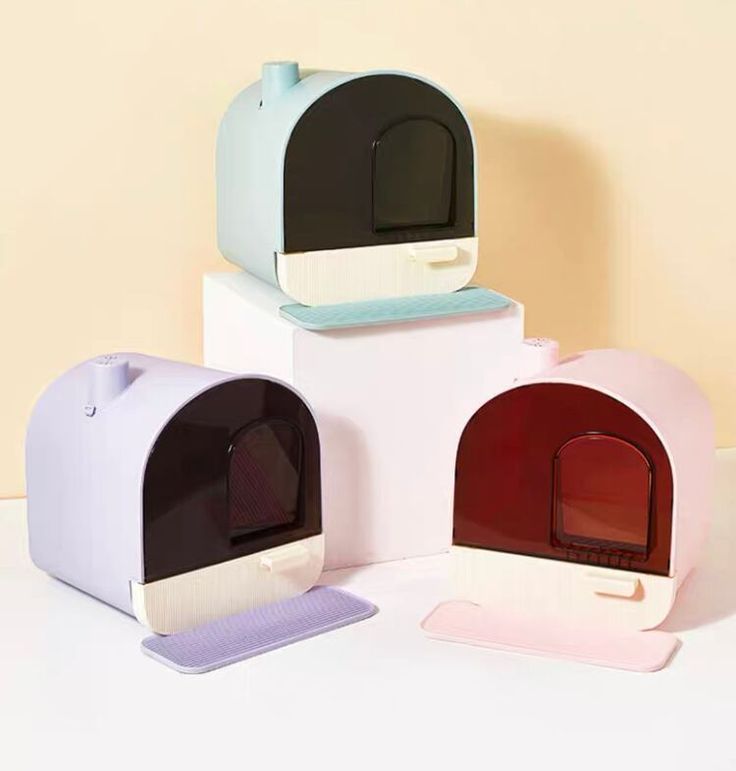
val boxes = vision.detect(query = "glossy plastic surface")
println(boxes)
[373,118,455,232]
[454,383,673,575]
[228,419,302,539]
[143,379,321,582]
[553,434,652,556]
[283,74,474,253]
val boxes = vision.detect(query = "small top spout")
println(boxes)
[261,61,299,107]
[87,354,130,411]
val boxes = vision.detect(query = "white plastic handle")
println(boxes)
[259,544,311,573]
[409,245,459,264]
[586,572,640,598]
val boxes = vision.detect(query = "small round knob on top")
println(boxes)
[88,354,130,410]
[519,337,560,378]
[261,61,300,107]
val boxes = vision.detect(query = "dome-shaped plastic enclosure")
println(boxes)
[452,349,714,631]
[26,354,324,634]
[216,62,478,306]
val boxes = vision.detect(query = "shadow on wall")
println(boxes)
[468,112,614,354]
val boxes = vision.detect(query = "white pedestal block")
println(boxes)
[203,272,527,570]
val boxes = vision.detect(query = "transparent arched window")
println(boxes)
[552,433,653,556]
[228,419,303,541]
[372,118,455,232]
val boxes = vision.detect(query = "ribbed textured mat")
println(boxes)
[280,286,511,330]
[141,586,377,673]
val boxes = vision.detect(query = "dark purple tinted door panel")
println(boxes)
[228,420,302,538]
[143,379,321,582]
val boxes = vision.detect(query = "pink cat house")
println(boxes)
[424,349,714,671]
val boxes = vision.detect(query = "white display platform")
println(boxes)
[203,272,528,570]
[2,449,736,771]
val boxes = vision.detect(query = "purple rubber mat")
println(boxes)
[141,586,377,673]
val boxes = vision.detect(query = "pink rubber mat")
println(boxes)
[422,601,678,672]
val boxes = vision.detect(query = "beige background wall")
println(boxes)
[1,1,734,497]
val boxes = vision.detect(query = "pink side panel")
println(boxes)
[422,601,679,672]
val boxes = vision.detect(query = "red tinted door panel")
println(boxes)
[553,434,652,556]
[453,384,672,575]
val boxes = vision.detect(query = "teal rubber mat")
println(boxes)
[279,287,511,330]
